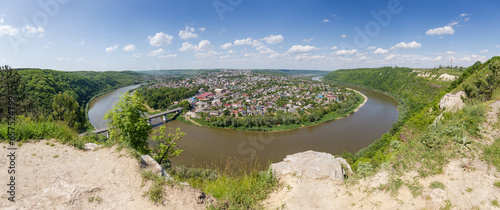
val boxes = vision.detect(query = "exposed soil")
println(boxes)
[0,140,214,209]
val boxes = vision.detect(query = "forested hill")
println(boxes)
[14,69,144,118]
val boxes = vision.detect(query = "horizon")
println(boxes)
[1,0,499,71]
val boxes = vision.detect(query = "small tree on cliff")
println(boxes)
[151,126,185,168]
[105,92,152,153]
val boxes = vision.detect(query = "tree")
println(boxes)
[151,126,185,167]
[104,92,152,153]
[0,65,22,122]
[52,91,85,130]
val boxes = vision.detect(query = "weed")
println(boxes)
[32,153,36,156]
[466,187,473,192]
[53,155,59,158]
[441,199,453,210]
[141,170,167,205]
[430,181,445,189]
[407,181,423,198]
[484,138,500,172]
[492,199,499,207]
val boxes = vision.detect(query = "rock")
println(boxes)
[140,155,173,180]
[438,73,458,81]
[84,143,102,151]
[439,91,466,111]
[270,150,351,182]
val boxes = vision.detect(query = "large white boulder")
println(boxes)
[270,150,351,182]
[439,91,466,111]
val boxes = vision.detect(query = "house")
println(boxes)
[196,92,214,100]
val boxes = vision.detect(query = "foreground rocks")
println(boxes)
[271,150,351,182]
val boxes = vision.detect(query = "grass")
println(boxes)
[430,181,445,189]
[494,181,500,188]
[466,187,473,192]
[483,138,500,172]
[493,199,499,207]
[141,170,167,205]
[170,161,279,209]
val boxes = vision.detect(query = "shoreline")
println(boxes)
[177,87,369,133]
[347,88,368,113]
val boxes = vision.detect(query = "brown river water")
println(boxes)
[88,81,398,169]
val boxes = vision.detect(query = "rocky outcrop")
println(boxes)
[438,73,458,81]
[140,155,173,180]
[270,150,352,182]
[83,143,102,151]
[439,91,466,111]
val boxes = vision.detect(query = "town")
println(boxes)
[146,70,360,128]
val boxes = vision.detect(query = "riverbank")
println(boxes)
[176,89,367,133]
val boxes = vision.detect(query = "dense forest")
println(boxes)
[324,57,500,172]
[0,68,144,131]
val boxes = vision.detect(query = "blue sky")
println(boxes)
[0,0,499,71]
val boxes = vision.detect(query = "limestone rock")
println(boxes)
[84,143,102,151]
[439,91,466,111]
[270,150,351,182]
[140,155,173,180]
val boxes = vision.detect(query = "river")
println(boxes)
[88,80,398,169]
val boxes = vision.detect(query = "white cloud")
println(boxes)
[480,49,489,54]
[24,25,44,34]
[234,38,253,46]
[335,49,358,55]
[179,26,198,40]
[341,34,347,38]
[132,53,142,58]
[0,18,3,24]
[366,46,377,50]
[448,21,458,26]
[261,34,284,44]
[426,26,455,36]
[198,27,206,32]
[147,48,165,56]
[195,50,220,59]
[303,38,313,43]
[390,41,422,50]
[0,25,19,36]
[123,44,136,52]
[373,48,389,54]
[180,40,212,52]
[460,13,469,17]
[445,51,456,55]
[105,44,119,53]
[148,32,173,46]
[385,54,396,60]
[221,43,232,49]
[158,54,177,58]
[286,45,319,54]
[433,56,443,61]
[330,46,338,50]
[322,19,330,23]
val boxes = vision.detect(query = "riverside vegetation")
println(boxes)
[1,56,499,209]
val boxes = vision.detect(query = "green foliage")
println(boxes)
[463,59,500,101]
[493,181,500,188]
[104,92,152,154]
[483,138,500,172]
[0,65,23,122]
[151,127,185,167]
[354,160,375,177]
[430,181,445,189]
[52,91,86,130]
[141,170,167,205]
[137,85,207,110]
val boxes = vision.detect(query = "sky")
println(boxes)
[0,0,499,71]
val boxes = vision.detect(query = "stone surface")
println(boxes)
[83,143,102,151]
[270,150,351,182]
[439,91,466,111]
[140,155,173,180]
[438,73,458,81]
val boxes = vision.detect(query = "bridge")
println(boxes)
[93,107,183,137]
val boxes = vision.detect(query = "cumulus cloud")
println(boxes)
[147,48,165,56]
[460,13,469,17]
[123,44,136,52]
[373,48,389,54]
[180,40,212,52]
[105,44,119,53]
[426,26,455,36]
[433,56,443,61]
[286,45,319,54]
[195,50,220,59]
[234,38,253,46]
[385,54,396,60]
[341,34,347,38]
[261,34,284,44]
[445,51,456,55]
[24,25,44,35]
[390,41,422,50]
[366,46,377,50]
[0,25,19,36]
[330,46,339,50]
[322,19,330,23]
[198,27,206,32]
[179,26,198,40]
[148,32,173,46]
[220,42,232,49]
[303,38,313,43]
[335,49,358,55]
[159,54,177,58]
[480,49,489,54]
[132,53,142,58]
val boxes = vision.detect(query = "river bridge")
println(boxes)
[92,107,183,137]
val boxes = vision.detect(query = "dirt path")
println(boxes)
[0,140,211,209]
[185,115,202,126]
[484,100,500,143]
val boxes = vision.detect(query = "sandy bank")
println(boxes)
[347,88,368,113]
